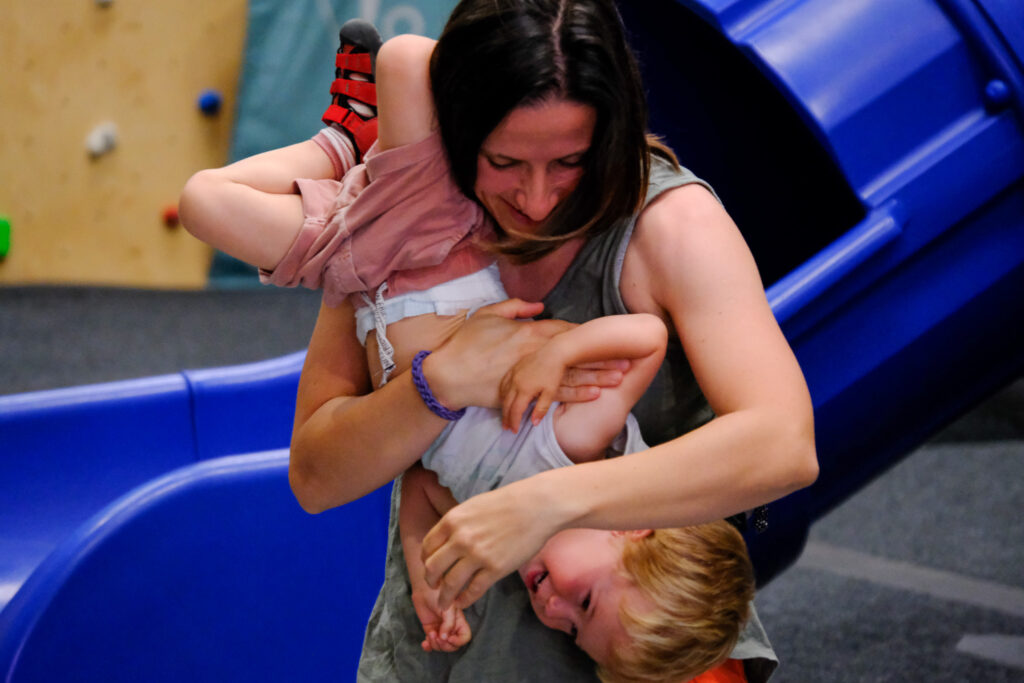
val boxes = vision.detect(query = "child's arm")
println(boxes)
[501,313,667,429]
[400,464,473,653]
[501,313,668,461]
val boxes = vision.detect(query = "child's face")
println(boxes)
[517,529,653,665]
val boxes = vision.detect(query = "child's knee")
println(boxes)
[376,34,435,88]
[178,169,220,236]
[376,35,436,144]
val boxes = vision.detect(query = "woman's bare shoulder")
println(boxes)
[621,183,739,315]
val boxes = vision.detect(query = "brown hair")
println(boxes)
[600,521,755,683]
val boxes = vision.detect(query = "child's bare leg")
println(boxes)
[179,140,333,270]
[374,34,438,150]
[181,22,382,271]
[364,311,468,387]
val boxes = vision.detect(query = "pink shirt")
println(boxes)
[260,131,495,308]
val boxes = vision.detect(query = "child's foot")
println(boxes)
[321,18,382,161]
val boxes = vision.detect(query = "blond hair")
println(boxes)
[599,521,755,683]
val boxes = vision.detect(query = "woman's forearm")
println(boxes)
[536,405,818,532]
[290,369,449,513]
[290,298,630,514]
[419,402,816,610]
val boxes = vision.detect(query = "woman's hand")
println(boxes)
[425,298,625,411]
[420,477,562,610]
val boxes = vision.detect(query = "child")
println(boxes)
[404,463,754,683]
[180,21,758,682]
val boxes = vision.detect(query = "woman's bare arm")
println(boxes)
[289,297,616,512]
[289,297,447,512]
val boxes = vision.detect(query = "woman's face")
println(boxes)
[474,97,596,236]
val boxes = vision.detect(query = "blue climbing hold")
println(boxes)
[197,89,223,116]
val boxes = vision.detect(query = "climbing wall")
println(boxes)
[0,0,247,288]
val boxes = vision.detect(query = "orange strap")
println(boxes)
[687,659,747,683]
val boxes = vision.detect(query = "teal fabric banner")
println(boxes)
[214,1,457,283]
[229,0,458,163]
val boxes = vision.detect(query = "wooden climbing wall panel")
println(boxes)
[0,0,247,288]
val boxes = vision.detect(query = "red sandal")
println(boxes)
[321,19,382,160]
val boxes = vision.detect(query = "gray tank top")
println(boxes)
[540,155,716,445]
[356,157,777,682]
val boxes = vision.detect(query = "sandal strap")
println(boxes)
[329,78,378,107]
[322,106,378,153]
[322,104,371,129]
[336,52,373,75]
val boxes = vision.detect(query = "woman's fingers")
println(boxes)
[554,384,601,404]
[422,483,558,609]
[421,515,495,608]
[453,570,495,610]
[553,364,626,404]
[563,362,628,387]
[474,297,545,321]
[431,556,480,609]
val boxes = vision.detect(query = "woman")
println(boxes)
[287,1,817,680]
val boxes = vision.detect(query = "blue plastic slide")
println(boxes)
[2,0,1023,680]
[0,449,391,680]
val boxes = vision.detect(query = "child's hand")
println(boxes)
[412,588,472,652]
[499,346,566,432]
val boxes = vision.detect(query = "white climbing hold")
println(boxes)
[85,121,118,158]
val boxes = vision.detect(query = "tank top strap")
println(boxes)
[542,156,717,323]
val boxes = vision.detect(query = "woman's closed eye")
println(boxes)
[486,155,518,170]
[556,154,586,168]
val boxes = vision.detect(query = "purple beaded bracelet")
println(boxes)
[411,350,466,421]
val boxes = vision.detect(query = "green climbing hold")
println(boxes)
[0,216,10,260]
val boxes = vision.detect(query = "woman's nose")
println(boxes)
[516,169,560,221]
